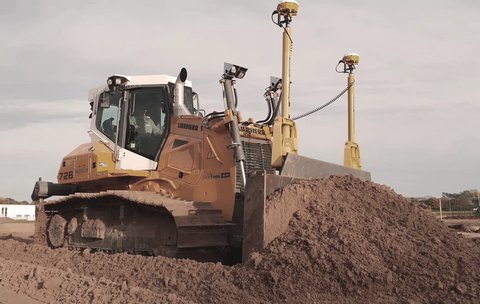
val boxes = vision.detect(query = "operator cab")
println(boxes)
[88,74,196,171]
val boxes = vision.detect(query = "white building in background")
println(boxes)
[0,204,35,221]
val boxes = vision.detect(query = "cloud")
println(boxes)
[0,100,87,130]
[0,1,479,200]
[0,120,89,201]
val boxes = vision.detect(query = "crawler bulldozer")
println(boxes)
[32,1,370,262]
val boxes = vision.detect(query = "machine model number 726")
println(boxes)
[58,171,74,180]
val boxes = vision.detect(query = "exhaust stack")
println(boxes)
[173,67,190,115]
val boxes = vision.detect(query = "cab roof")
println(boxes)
[88,74,193,103]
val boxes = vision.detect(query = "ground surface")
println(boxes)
[441,218,480,239]
[0,176,479,303]
[0,218,35,240]
[442,218,480,228]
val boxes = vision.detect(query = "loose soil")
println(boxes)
[0,176,479,303]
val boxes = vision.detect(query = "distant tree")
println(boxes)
[407,197,419,204]
[423,197,439,210]
[442,191,475,211]
[472,196,480,207]
[452,196,473,211]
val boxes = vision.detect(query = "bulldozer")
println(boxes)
[31,1,370,263]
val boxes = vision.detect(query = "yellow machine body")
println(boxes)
[56,112,274,222]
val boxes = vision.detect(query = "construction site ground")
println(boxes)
[0,176,479,303]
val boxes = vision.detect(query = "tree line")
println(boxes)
[411,190,479,211]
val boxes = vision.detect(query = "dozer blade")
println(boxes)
[281,154,371,181]
[243,171,298,261]
[242,154,371,261]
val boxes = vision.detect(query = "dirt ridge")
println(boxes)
[0,176,479,303]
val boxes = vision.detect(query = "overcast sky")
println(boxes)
[1,1,479,201]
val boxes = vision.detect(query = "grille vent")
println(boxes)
[235,138,275,193]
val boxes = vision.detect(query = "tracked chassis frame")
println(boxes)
[41,191,232,261]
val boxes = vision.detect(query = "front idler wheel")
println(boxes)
[47,214,67,248]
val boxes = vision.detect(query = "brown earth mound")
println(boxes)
[0,176,479,303]
[0,197,29,205]
[241,176,480,303]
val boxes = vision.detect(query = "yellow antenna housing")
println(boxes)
[341,53,362,169]
[271,0,299,169]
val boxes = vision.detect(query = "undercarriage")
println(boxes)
[40,191,235,262]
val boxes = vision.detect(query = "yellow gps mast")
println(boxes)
[271,0,299,169]
[337,53,362,169]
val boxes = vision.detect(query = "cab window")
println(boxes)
[126,87,168,160]
[95,91,122,141]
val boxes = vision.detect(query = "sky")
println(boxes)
[0,1,479,201]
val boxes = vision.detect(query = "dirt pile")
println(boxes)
[0,176,479,303]
[241,176,480,303]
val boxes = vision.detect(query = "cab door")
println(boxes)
[115,86,170,171]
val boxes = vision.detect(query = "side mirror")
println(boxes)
[99,92,111,108]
